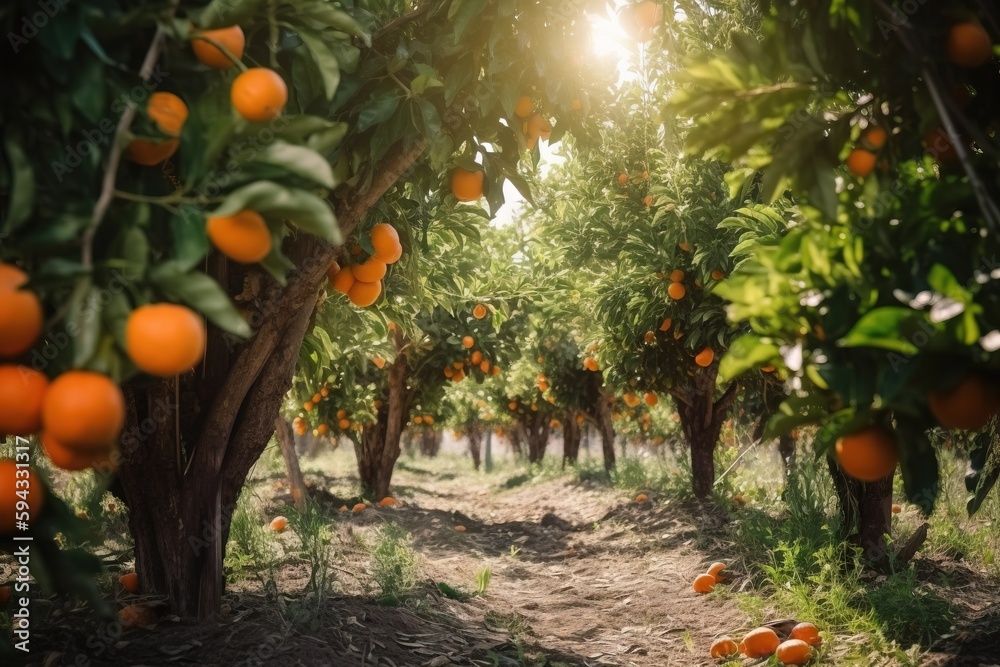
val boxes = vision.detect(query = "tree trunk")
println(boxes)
[276,417,307,511]
[672,364,739,499]
[524,412,550,463]
[828,458,894,565]
[354,328,411,501]
[115,140,427,618]
[594,389,617,471]
[778,433,796,474]
[562,412,581,467]
[419,428,440,457]
[509,423,525,458]
[467,422,483,470]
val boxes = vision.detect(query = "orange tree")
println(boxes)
[1,0,605,616]
[669,1,1000,560]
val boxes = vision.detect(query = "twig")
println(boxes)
[372,4,430,43]
[193,33,248,70]
[82,23,168,269]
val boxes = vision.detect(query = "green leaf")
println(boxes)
[151,269,252,338]
[297,30,341,100]
[209,181,340,244]
[173,206,211,271]
[719,334,779,381]
[838,307,919,354]
[67,281,103,368]
[254,141,336,188]
[763,393,829,440]
[357,94,402,134]
[2,131,34,233]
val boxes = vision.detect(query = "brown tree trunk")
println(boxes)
[562,412,581,467]
[354,328,412,500]
[116,140,426,618]
[276,417,307,511]
[467,423,483,470]
[594,387,617,472]
[419,428,440,457]
[778,433,796,474]
[524,412,550,463]
[672,364,739,499]
[509,423,525,458]
[828,458,894,565]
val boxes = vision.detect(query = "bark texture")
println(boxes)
[562,412,581,467]
[276,417,307,511]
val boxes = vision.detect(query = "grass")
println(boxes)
[369,522,420,605]
[225,488,278,586]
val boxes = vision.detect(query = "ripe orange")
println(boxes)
[126,304,206,376]
[775,639,812,665]
[678,242,692,252]
[642,195,654,207]
[452,369,466,382]
[845,148,877,177]
[695,347,715,367]
[514,96,534,118]
[0,460,44,535]
[191,25,245,69]
[473,303,488,319]
[570,99,582,111]
[635,493,649,503]
[761,364,776,373]
[634,0,664,30]
[444,366,454,378]
[710,637,739,659]
[526,113,552,141]
[348,280,382,307]
[0,279,43,358]
[370,223,403,264]
[42,371,125,451]
[659,317,672,331]
[892,503,902,514]
[644,331,655,344]
[707,562,726,582]
[928,374,1000,430]
[667,282,686,300]
[693,573,716,593]
[835,426,898,481]
[790,622,822,647]
[462,335,475,349]
[303,401,314,412]
[946,22,993,68]
[352,503,366,513]
[740,627,780,658]
[372,356,386,369]
[338,418,351,430]
[471,351,483,365]
[119,572,139,593]
[0,365,48,435]
[231,68,287,122]
[617,173,628,185]
[206,210,272,263]
[863,126,888,150]
[125,92,189,165]
[330,266,356,294]
[118,603,157,629]
[455,525,466,532]
[425,415,435,425]
[711,269,726,281]
[270,516,288,532]
[316,423,329,436]
[583,357,599,371]
[492,364,501,376]
[454,361,465,370]
[351,256,387,283]
[924,126,959,164]
[42,433,113,471]
[451,168,485,202]
[414,416,424,425]
[669,269,685,282]
[644,392,658,407]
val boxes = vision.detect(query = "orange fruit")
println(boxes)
[790,622,822,647]
[452,369,466,382]
[0,460,44,535]
[845,148,877,177]
[338,418,351,430]
[191,25,245,68]
[644,331,655,344]
[311,393,322,403]
[710,637,739,659]
[928,374,1000,430]
[451,168,485,202]
[125,304,206,376]
[492,365,501,376]
[678,242,691,252]
[711,269,725,280]
[370,223,403,264]
[118,603,157,629]
[644,392,658,407]
[583,357,599,371]
[351,257,387,282]
[462,335,475,349]
[863,127,888,150]
[835,426,898,481]
[125,92,189,165]
[635,493,649,503]
[471,351,483,365]
[444,366,454,378]
[348,280,382,307]
[425,415,435,425]
[775,639,812,665]
[924,126,960,164]
[453,361,465,370]
[570,99,582,111]
[659,317,672,331]
[693,573,716,593]
[617,173,629,185]
[707,562,726,581]
[695,347,715,367]
[42,433,113,471]
[526,113,552,141]
[892,503,902,514]
[336,409,347,419]
[316,423,329,435]
[667,282,686,300]
[761,365,776,373]
[454,525,466,532]
[642,195,654,207]
[634,0,663,30]
[740,627,780,658]
[514,96,534,118]
[206,210,272,263]
[414,416,424,425]
[119,572,139,593]
[0,365,48,436]
[352,503,366,513]
[42,371,125,451]
[303,401,314,412]
[372,356,386,369]
[669,269,685,282]
[0,263,29,290]
[270,516,288,532]
[231,67,287,122]
[473,304,488,319]
[330,266,356,294]
[0,280,43,358]
[946,22,993,68]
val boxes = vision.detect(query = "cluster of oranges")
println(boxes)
[710,622,821,665]
[329,223,404,308]
[514,96,553,151]
[412,415,436,426]
[443,335,501,382]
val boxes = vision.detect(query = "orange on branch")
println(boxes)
[231,68,287,122]
[451,168,485,202]
[946,22,993,68]
[644,392,658,407]
[351,257,387,283]
[928,374,1000,430]
[370,223,403,264]
[473,303,488,319]
[191,25,245,69]
[126,304,206,376]
[207,210,272,263]
[514,96,534,118]
[669,269,685,282]
[42,371,125,451]
[330,267,356,294]
[0,280,43,358]
[0,365,48,436]
[845,148,877,177]
[462,335,475,349]
[348,280,382,307]
[41,434,113,471]
[835,426,898,481]
[695,347,715,367]
[668,282,686,300]
[125,92,189,166]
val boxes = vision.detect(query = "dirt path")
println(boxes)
[384,460,748,666]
